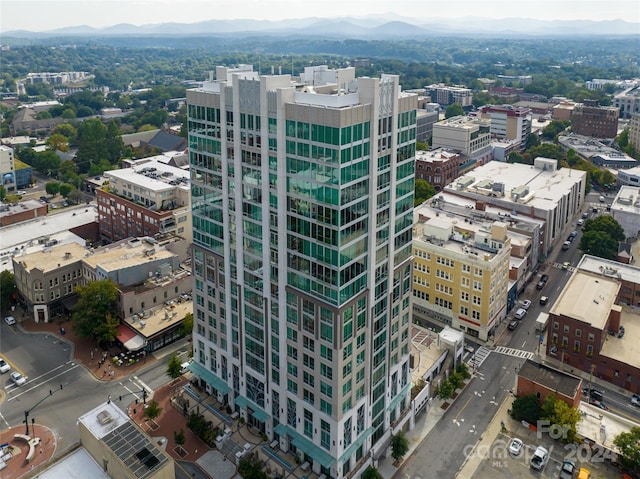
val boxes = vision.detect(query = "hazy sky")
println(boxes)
[2,0,639,32]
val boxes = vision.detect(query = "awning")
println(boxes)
[234,396,270,422]
[187,361,230,393]
[116,324,146,351]
[387,383,412,411]
[340,427,373,463]
[273,424,335,469]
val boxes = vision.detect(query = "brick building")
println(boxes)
[516,359,582,409]
[414,148,460,192]
[545,256,640,393]
[572,100,619,139]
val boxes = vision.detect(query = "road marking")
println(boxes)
[133,376,153,395]
[455,396,473,420]
[7,363,79,401]
[2,355,27,376]
[521,341,526,348]
[0,411,10,429]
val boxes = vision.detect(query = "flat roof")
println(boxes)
[612,185,640,214]
[519,359,582,399]
[0,199,44,220]
[106,157,189,193]
[577,254,640,287]
[578,401,640,454]
[79,400,129,440]
[550,270,620,330]
[13,242,88,274]
[83,238,176,273]
[410,325,445,383]
[37,448,110,479]
[444,160,586,212]
[600,309,640,369]
[124,299,192,339]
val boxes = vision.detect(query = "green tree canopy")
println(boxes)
[390,431,410,462]
[76,118,108,173]
[414,179,436,206]
[0,270,16,309]
[511,394,542,424]
[167,352,183,380]
[174,429,186,448]
[45,182,60,196]
[541,120,570,141]
[179,312,193,337]
[71,279,120,344]
[144,400,162,422]
[444,103,464,119]
[238,453,269,479]
[52,123,78,140]
[583,215,625,242]
[540,395,581,443]
[362,466,384,479]
[59,183,76,198]
[524,133,540,150]
[614,426,640,476]
[578,230,620,260]
[46,133,69,152]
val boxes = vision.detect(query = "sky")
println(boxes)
[2,0,639,32]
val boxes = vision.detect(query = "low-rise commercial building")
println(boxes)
[545,256,640,393]
[516,360,582,409]
[414,149,459,192]
[431,115,492,167]
[610,186,640,239]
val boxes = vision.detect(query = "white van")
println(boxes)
[180,361,191,374]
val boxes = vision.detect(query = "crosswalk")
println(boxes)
[467,346,492,369]
[494,346,534,360]
[552,262,576,272]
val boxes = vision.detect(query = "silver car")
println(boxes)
[10,371,26,386]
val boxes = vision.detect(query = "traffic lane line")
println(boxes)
[7,363,79,401]
[1,354,27,377]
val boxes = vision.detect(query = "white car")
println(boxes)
[520,300,532,310]
[4,316,16,326]
[508,437,523,456]
[530,445,549,470]
[514,308,527,320]
[10,371,26,386]
[0,357,10,374]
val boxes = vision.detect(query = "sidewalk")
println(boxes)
[0,424,57,479]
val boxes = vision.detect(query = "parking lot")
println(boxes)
[471,432,622,479]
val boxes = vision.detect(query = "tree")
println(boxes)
[445,103,464,119]
[45,133,69,152]
[52,123,77,141]
[414,179,436,206]
[540,395,581,444]
[167,352,183,380]
[174,429,186,449]
[511,394,542,424]
[0,270,16,309]
[362,466,384,479]
[105,120,124,163]
[144,400,162,422]
[614,426,640,476]
[583,215,625,242]
[179,312,193,337]
[76,118,107,173]
[59,183,76,198]
[437,380,454,400]
[238,452,269,479]
[71,279,119,343]
[45,182,60,196]
[524,133,540,150]
[578,230,619,260]
[390,431,409,462]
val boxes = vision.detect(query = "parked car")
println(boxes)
[631,394,640,406]
[16,190,26,196]
[562,262,571,270]
[0,357,10,374]
[4,316,16,326]
[514,308,527,320]
[592,207,598,213]
[583,387,604,402]
[530,445,549,470]
[10,371,26,386]
[520,300,532,310]
[577,468,590,479]
[599,196,605,202]
[562,241,571,250]
[536,274,549,290]
[582,212,589,219]
[618,325,625,338]
[539,296,549,306]
[508,320,519,331]
[569,231,578,239]
[577,219,584,226]
[508,437,524,456]
[559,460,577,479]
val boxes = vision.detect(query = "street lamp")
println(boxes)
[24,384,64,436]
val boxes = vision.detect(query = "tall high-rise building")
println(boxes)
[187,65,417,478]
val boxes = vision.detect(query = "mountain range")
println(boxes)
[4,15,639,38]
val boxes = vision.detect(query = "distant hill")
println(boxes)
[4,15,639,38]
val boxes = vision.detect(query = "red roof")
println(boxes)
[117,324,137,343]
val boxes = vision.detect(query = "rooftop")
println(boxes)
[519,359,582,399]
[0,199,45,220]
[79,400,129,440]
[550,269,620,330]
[14,242,88,274]
[600,309,640,370]
[105,158,190,193]
[577,254,640,287]
[410,325,447,383]
[612,186,640,214]
[124,299,192,339]
[444,159,586,212]
[82,237,176,273]
[578,401,640,453]
[37,448,110,479]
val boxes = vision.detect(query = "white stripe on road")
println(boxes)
[7,363,80,401]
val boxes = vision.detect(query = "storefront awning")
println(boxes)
[273,424,335,469]
[234,396,270,422]
[187,361,230,393]
[116,324,146,351]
